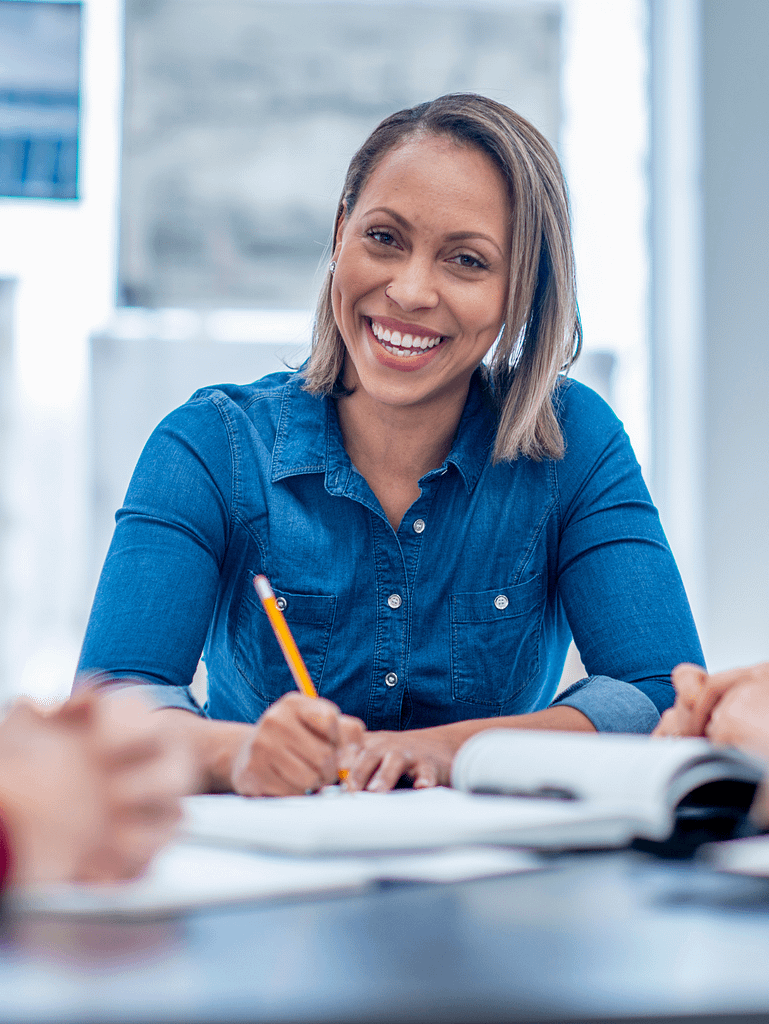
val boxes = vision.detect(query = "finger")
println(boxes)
[90,694,165,766]
[53,689,97,728]
[289,694,344,745]
[652,707,685,738]
[366,749,413,793]
[344,743,389,792]
[2,698,44,726]
[338,716,366,774]
[106,750,192,821]
[704,679,769,756]
[690,666,763,736]
[258,713,339,782]
[412,761,440,789]
[236,743,327,796]
[671,663,708,711]
[339,714,366,748]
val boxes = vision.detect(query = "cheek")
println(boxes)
[461,292,506,345]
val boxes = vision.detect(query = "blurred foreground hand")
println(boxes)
[654,662,769,751]
[0,689,195,886]
[654,662,769,828]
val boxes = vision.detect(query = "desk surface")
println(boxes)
[2,848,769,1024]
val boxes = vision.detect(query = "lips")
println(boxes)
[367,318,445,359]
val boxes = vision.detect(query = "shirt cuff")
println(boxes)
[75,672,206,717]
[551,675,660,733]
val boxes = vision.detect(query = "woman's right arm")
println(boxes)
[78,396,362,795]
[158,695,363,795]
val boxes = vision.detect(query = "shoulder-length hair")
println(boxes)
[303,93,581,463]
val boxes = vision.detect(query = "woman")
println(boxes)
[78,94,703,796]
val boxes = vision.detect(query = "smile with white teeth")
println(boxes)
[369,319,444,357]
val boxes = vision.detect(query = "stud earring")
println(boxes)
[329,260,337,274]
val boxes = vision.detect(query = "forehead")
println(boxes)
[354,134,511,240]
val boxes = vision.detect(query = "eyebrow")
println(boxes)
[364,206,506,257]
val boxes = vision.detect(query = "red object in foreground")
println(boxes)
[0,812,12,892]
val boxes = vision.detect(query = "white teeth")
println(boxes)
[369,320,443,355]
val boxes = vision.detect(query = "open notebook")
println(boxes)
[181,730,764,855]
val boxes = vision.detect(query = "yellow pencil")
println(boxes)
[253,574,348,782]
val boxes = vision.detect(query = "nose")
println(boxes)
[384,253,439,312]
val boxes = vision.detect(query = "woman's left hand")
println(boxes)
[341,726,460,792]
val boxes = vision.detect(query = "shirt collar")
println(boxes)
[271,369,497,494]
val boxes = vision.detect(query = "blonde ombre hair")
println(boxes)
[303,93,581,462]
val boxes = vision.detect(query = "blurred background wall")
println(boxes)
[0,0,764,700]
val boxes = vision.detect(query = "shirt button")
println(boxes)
[387,593,402,609]
[413,518,425,534]
[276,596,288,611]
[385,672,398,687]
[494,594,509,610]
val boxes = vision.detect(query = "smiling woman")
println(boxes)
[77,95,703,797]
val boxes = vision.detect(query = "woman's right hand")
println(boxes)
[230,692,365,796]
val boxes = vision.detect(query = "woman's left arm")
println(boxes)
[343,386,704,792]
[550,387,703,728]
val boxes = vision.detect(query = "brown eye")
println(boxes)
[367,229,397,247]
[451,253,489,270]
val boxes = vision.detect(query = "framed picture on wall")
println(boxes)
[0,0,81,200]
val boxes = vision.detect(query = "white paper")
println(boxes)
[10,841,541,919]
[181,786,647,854]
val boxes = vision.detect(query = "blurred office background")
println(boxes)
[0,0,765,701]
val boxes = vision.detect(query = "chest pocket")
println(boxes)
[450,575,544,709]
[235,577,337,704]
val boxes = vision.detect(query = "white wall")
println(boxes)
[650,0,769,670]
[699,0,769,668]
[0,0,122,698]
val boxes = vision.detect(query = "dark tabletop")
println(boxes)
[2,849,769,1024]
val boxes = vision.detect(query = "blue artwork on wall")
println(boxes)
[0,1,81,200]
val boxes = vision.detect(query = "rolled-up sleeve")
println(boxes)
[551,675,662,733]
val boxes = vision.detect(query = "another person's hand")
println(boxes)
[653,662,769,742]
[342,725,459,792]
[704,669,769,759]
[230,692,365,796]
[0,689,194,885]
[74,690,196,881]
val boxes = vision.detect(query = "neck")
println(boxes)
[336,388,466,482]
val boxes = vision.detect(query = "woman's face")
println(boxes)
[331,133,512,415]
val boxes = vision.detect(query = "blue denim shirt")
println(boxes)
[78,370,703,733]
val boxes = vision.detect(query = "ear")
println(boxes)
[331,200,348,260]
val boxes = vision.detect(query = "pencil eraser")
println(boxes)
[254,575,274,601]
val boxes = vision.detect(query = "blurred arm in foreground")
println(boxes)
[0,688,194,889]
